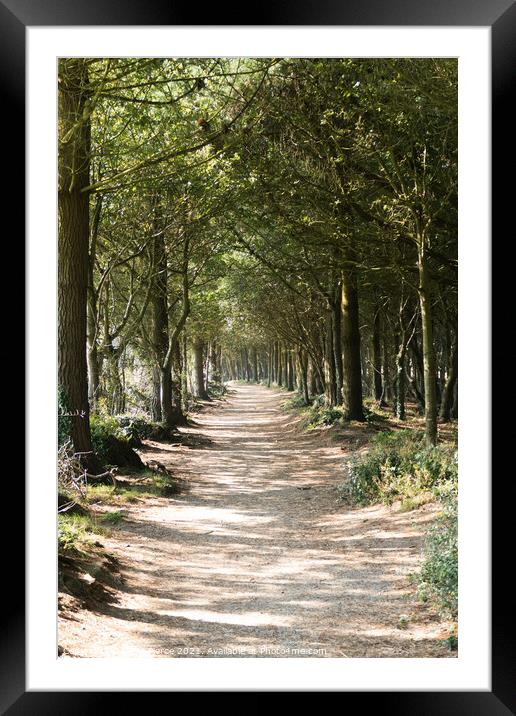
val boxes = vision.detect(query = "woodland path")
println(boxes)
[59,383,453,658]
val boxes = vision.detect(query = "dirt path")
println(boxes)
[59,383,453,658]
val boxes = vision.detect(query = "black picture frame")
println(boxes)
[6,0,510,709]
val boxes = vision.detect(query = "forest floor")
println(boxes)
[59,383,455,658]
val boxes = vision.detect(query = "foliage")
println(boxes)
[58,387,72,447]
[338,430,457,506]
[113,415,169,445]
[90,415,128,460]
[418,488,458,617]
[99,510,126,525]
[58,513,105,552]
[302,404,346,429]
[206,377,228,399]
[89,415,145,468]
[338,428,458,617]
[283,393,309,409]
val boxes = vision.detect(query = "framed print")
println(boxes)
[4,0,511,708]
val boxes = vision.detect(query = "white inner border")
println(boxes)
[27,26,490,691]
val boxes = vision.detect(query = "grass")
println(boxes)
[99,510,126,525]
[84,468,180,508]
[58,512,111,553]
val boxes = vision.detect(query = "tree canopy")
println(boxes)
[58,57,457,464]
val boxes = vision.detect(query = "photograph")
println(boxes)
[56,56,459,660]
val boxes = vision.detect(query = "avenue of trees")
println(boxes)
[58,57,457,466]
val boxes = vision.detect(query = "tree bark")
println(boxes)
[299,349,309,404]
[439,337,458,422]
[324,316,337,406]
[409,339,425,413]
[287,349,295,391]
[341,245,364,420]
[372,303,384,405]
[394,342,407,420]
[277,344,283,386]
[193,337,209,399]
[151,365,162,422]
[150,227,172,424]
[160,366,175,425]
[252,347,259,383]
[58,59,99,469]
[331,283,344,405]
[418,240,438,445]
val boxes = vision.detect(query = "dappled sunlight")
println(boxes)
[59,384,453,659]
[157,609,294,628]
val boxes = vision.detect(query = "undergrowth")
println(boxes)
[58,512,121,553]
[417,485,458,617]
[338,430,457,506]
[338,428,458,619]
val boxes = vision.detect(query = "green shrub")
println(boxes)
[89,415,145,468]
[284,393,309,409]
[339,430,457,506]
[58,513,103,552]
[113,415,181,443]
[99,510,126,525]
[302,402,346,428]
[90,415,127,462]
[114,416,152,446]
[208,379,227,398]
[418,490,458,617]
[337,428,458,618]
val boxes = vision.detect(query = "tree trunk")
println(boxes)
[181,329,188,412]
[309,358,317,397]
[372,303,384,405]
[287,350,295,391]
[331,285,344,405]
[151,227,171,423]
[382,333,391,404]
[160,366,175,425]
[439,337,458,422]
[324,316,337,406]
[407,359,425,415]
[409,339,425,413]
[193,337,209,399]
[418,240,438,445]
[86,327,100,409]
[86,193,102,411]
[394,346,407,420]
[151,366,162,422]
[58,59,99,469]
[299,349,309,404]
[171,337,188,423]
[252,347,259,383]
[451,380,458,420]
[277,344,283,386]
[341,246,364,420]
